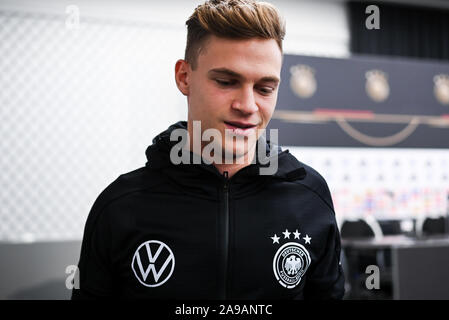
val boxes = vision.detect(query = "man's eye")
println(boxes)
[215,79,235,86]
[258,87,274,95]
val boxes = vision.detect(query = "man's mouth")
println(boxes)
[224,121,258,136]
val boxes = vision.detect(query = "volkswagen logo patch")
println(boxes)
[131,240,175,287]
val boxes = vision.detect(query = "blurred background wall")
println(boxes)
[0,0,448,299]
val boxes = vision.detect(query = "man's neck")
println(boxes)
[183,142,256,178]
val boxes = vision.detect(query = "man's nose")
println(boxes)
[231,86,258,114]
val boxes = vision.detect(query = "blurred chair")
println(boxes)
[341,217,382,240]
[378,220,403,236]
[341,217,389,299]
[340,216,385,274]
[416,216,448,237]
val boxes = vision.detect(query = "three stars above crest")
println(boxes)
[270,229,312,245]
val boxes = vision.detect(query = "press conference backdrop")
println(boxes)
[268,54,449,226]
[271,54,449,148]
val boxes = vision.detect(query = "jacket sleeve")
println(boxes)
[303,217,345,300]
[71,202,114,299]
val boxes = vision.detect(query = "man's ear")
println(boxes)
[175,59,191,96]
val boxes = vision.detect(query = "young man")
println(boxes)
[72,0,345,299]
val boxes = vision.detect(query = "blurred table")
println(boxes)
[342,235,449,299]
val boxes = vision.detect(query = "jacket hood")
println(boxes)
[145,121,307,198]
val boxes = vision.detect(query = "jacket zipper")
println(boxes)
[219,171,230,299]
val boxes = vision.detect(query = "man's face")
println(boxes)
[179,35,282,161]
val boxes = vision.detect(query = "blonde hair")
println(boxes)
[185,0,286,69]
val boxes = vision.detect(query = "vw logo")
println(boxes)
[131,240,175,287]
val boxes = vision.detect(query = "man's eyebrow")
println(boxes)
[208,68,280,84]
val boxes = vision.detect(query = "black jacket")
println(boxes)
[72,121,345,300]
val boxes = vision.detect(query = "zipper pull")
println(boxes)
[223,171,229,189]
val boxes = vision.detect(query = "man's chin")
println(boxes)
[225,148,247,159]
[221,143,256,164]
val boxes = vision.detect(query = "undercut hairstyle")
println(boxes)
[185,0,286,69]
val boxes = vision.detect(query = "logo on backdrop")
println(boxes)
[131,240,175,287]
[270,229,312,289]
[434,74,449,106]
[365,69,389,102]
[290,64,317,99]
